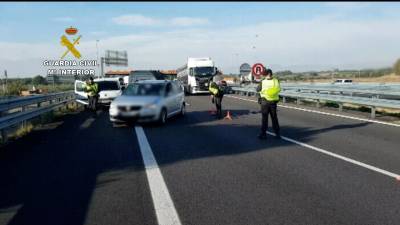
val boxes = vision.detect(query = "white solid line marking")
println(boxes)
[266,131,400,180]
[225,95,400,180]
[226,95,400,128]
[134,126,182,225]
[79,117,95,129]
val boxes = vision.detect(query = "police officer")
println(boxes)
[84,77,99,114]
[256,68,281,140]
[209,81,224,119]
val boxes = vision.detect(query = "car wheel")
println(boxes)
[158,108,167,125]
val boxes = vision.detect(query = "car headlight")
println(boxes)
[144,103,158,109]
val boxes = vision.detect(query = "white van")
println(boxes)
[74,77,123,106]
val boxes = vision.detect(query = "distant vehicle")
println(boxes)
[218,80,232,94]
[240,72,253,84]
[74,77,123,106]
[109,80,185,125]
[219,80,227,86]
[333,79,353,84]
[177,57,218,94]
[123,76,129,85]
[128,70,165,83]
[239,72,264,84]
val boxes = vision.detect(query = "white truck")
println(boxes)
[177,57,218,94]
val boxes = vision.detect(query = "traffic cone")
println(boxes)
[224,110,233,120]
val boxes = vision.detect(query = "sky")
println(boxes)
[0,2,400,77]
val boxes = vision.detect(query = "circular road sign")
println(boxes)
[252,63,265,76]
[239,63,251,75]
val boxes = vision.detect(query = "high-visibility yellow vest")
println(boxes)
[260,78,281,101]
[84,83,99,96]
[209,85,219,96]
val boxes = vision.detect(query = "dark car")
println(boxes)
[128,70,165,83]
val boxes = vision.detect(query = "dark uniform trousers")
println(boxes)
[212,95,223,118]
[260,98,280,135]
[214,96,223,118]
[88,95,99,112]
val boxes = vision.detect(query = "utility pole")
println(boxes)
[100,57,104,78]
[96,40,100,79]
[255,34,259,63]
[1,71,4,94]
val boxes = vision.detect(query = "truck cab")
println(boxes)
[177,57,218,95]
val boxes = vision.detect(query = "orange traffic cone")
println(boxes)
[224,110,233,120]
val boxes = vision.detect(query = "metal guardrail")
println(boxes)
[281,86,400,98]
[0,92,74,112]
[231,86,400,118]
[0,91,75,141]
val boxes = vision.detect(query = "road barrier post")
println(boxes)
[371,106,376,119]
[316,99,320,108]
[339,103,343,112]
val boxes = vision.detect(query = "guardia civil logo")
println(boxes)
[60,26,82,59]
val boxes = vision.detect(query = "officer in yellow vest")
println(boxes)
[83,77,99,114]
[256,68,281,140]
[209,81,224,119]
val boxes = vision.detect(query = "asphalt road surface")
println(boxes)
[1,94,400,225]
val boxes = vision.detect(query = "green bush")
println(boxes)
[6,80,28,96]
[32,75,48,85]
[325,101,339,108]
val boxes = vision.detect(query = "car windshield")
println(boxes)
[123,83,165,96]
[96,81,120,91]
[194,67,214,77]
[129,71,155,83]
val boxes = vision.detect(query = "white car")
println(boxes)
[333,79,353,84]
[109,80,185,125]
[75,77,123,106]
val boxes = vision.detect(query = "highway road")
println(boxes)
[1,94,400,225]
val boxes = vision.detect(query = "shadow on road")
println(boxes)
[0,102,371,225]
[141,108,371,167]
[0,110,144,225]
